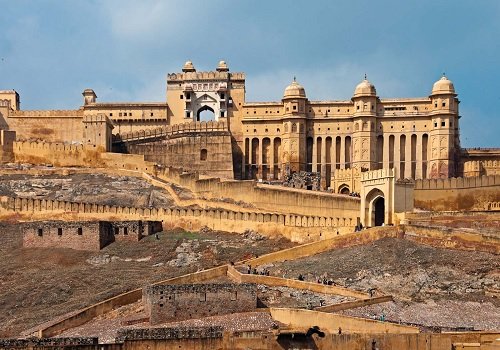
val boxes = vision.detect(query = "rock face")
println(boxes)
[0,173,177,208]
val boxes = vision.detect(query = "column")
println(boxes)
[270,139,275,180]
[415,133,423,179]
[383,135,390,170]
[394,134,400,179]
[321,137,327,189]
[340,136,346,170]
[405,133,412,179]
[258,138,263,180]
[312,137,317,173]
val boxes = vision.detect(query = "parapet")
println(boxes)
[167,71,245,82]
[361,168,395,181]
[117,326,223,341]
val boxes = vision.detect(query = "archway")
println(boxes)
[364,188,385,227]
[339,185,350,195]
[197,105,215,122]
[374,196,385,226]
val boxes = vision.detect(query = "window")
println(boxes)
[110,113,113,116]
[37,228,43,237]
[180,94,183,99]
[58,228,63,236]
[442,102,446,107]
[434,103,437,108]
[357,105,360,110]
[186,93,190,99]
[200,149,207,161]
[114,227,119,235]
[159,303,164,307]
[119,112,122,117]
[220,111,225,118]
[441,121,445,127]
[77,227,83,235]
[220,93,225,99]
[150,112,154,116]
[186,111,191,118]
[123,227,128,235]
[129,112,132,116]
[434,122,438,127]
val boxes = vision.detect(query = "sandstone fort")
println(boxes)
[0,61,499,349]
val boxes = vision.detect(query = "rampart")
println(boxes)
[143,283,257,324]
[158,166,361,219]
[12,141,156,172]
[113,120,228,143]
[414,175,500,211]
[5,109,84,142]
[0,196,355,242]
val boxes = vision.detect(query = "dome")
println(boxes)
[182,60,196,72]
[216,60,229,72]
[353,78,376,98]
[283,78,306,99]
[431,75,456,95]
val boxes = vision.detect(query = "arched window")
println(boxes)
[200,149,208,161]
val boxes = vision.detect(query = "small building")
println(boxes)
[143,283,257,325]
[22,220,162,251]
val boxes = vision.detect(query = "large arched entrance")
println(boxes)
[196,105,215,122]
[364,188,386,228]
[374,196,385,226]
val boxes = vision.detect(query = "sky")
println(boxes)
[0,0,499,147]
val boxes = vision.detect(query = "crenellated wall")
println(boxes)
[414,175,500,211]
[158,166,360,219]
[0,196,356,242]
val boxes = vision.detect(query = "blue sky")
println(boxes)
[1,0,499,147]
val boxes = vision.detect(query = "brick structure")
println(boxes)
[22,220,162,251]
[143,283,257,325]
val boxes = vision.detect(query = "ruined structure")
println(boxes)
[144,283,257,324]
[22,220,162,251]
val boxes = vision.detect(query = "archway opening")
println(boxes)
[339,185,350,195]
[374,197,385,226]
[197,105,215,122]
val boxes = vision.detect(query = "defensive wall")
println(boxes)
[0,129,15,162]
[3,331,500,350]
[0,196,356,242]
[414,175,500,211]
[158,166,361,219]
[3,109,84,142]
[144,283,257,324]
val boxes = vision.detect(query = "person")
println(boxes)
[155,233,159,240]
[338,327,342,334]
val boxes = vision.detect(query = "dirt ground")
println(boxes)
[0,223,295,337]
[266,237,500,330]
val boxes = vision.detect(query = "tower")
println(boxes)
[281,78,307,174]
[428,75,459,178]
[351,76,378,171]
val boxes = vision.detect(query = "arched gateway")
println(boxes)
[360,169,414,228]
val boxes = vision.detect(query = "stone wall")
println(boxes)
[5,109,84,142]
[22,221,110,251]
[22,220,162,251]
[143,283,257,324]
[414,175,500,211]
[0,196,355,242]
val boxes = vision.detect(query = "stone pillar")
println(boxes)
[258,138,263,180]
[321,138,327,189]
[394,135,400,179]
[340,136,346,170]
[415,133,423,180]
[270,138,275,180]
[405,133,412,179]
[383,135,390,170]
[312,137,318,173]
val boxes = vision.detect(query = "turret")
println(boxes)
[82,89,97,105]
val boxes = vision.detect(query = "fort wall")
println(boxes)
[0,196,354,243]
[414,175,500,211]
[0,129,15,162]
[5,109,84,142]
[144,283,257,325]
[158,166,360,219]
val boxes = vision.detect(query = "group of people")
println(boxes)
[246,266,270,276]
[349,192,361,197]
[354,223,364,232]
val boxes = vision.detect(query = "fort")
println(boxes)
[0,61,499,349]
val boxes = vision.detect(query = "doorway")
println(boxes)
[374,197,385,226]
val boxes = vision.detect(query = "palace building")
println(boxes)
[0,60,498,194]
